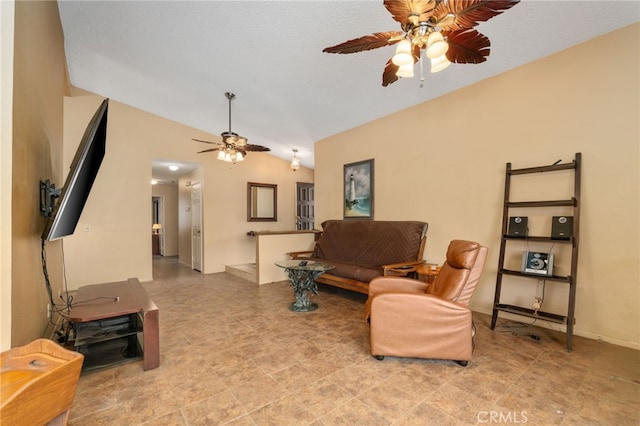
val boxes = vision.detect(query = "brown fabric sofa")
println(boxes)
[365,240,488,365]
[290,220,428,294]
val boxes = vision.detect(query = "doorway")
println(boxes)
[191,182,202,271]
[151,196,164,255]
[296,182,315,230]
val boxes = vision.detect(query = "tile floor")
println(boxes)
[69,256,639,425]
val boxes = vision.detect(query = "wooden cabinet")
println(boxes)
[74,313,143,372]
[152,234,160,255]
[69,278,159,371]
[491,153,581,351]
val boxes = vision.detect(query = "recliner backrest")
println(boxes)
[426,240,487,305]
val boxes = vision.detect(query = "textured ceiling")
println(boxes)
[58,1,639,172]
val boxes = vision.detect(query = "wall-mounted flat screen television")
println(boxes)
[41,99,109,241]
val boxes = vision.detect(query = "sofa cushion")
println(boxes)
[323,260,382,283]
[313,220,428,267]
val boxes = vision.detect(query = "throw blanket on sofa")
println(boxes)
[307,220,428,290]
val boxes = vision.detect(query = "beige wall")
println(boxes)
[315,24,640,349]
[10,0,67,346]
[62,92,314,288]
[1,0,15,351]
[256,233,317,284]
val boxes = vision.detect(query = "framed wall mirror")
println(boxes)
[247,182,277,222]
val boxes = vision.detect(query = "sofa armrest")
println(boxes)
[382,260,425,277]
[373,292,470,318]
[288,250,314,259]
[365,277,429,321]
[369,276,429,296]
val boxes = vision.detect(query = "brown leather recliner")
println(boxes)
[365,240,488,366]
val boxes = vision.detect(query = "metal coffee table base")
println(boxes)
[290,301,318,312]
[286,268,324,312]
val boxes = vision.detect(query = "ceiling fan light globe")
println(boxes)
[426,32,448,59]
[391,39,413,66]
[396,62,414,78]
[392,52,413,66]
[431,54,451,73]
[236,152,244,162]
[217,151,226,160]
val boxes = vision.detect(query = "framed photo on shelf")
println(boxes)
[343,159,374,219]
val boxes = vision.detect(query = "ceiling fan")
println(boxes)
[193,92,270,163]
[323,0,519,87]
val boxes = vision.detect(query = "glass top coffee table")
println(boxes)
[275,260,335,312]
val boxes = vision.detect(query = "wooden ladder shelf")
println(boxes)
[490,153,581,351]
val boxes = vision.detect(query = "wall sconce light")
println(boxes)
[290,149,300,172]
[152,223,162,234]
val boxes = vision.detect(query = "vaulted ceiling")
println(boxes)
[58,1,639,170]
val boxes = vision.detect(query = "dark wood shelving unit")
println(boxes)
[500,269,572,283]
[74,313,143,372]
[69,278,160,371]
[494,304,568,324]
[491,153,581,351]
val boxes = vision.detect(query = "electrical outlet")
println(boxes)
[532,297,542,312]
[47,303,51,319]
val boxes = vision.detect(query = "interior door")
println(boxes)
[191,182,202,271]
[296,182,314,230]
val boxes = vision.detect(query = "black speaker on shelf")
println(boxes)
[507,216,528,237]
[551,216,573,240]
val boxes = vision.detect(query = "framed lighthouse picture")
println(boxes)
[343,159,374,219]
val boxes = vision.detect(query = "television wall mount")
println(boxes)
[40,179,61,217]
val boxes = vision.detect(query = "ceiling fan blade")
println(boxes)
[434,0,519,31]
[197,148,221,154]
[382,57,400,87]
[192,138,220,145]
[323,31,404,54]
[444,28,491,64]
[384,0,437,28]
[244,144,271,152]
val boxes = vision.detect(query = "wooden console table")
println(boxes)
[68,278,159,371]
